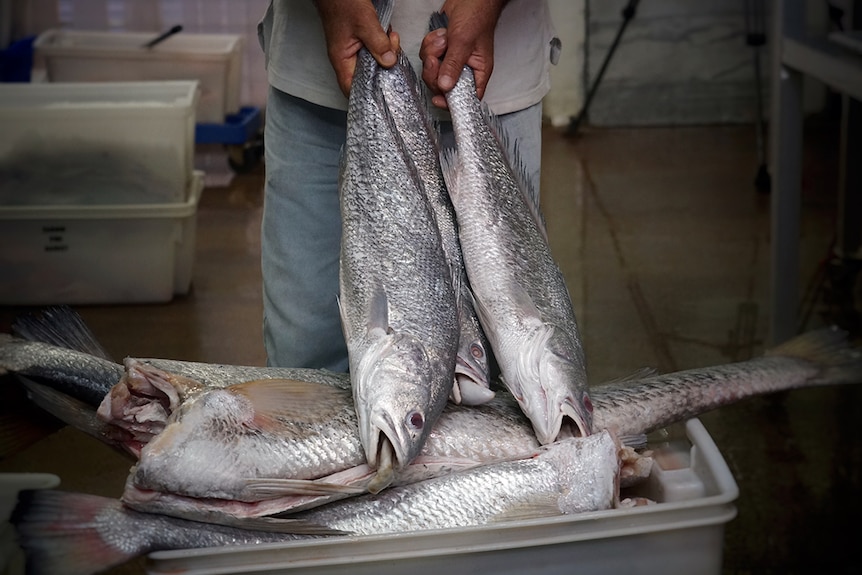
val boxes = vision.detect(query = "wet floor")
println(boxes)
[1,120,860,574]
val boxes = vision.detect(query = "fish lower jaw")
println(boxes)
[366,436,397,494]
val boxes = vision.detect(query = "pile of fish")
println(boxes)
[336,1,591,496]
[2,2,862,574]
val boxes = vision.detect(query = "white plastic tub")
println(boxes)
[0,81,198,205]
[146,419,739,575]
[0,171,204,305]
[34,29,243,123]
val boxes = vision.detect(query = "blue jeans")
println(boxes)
[261,86,543,370]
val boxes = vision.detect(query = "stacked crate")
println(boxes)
[0,81,204,304]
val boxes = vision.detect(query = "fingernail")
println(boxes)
[439,74,454,90]
[381,51,396,66]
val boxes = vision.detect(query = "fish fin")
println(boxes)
[429,11,448,32]
[480,104,547,242]
[765,326,862,385]
[336,294,352,342]
[439,146,460,202]
[11,489,141,575]
[489,496,563,523]
[228,378,349,429]
[243,477,366,498]
[368,285,391,336]
[596,367,661,387]
[618,433,649,449]
[10,306,113,362]
[372,0,394,31]
[16,375,125,449]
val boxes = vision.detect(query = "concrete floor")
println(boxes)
[1,120,861,574]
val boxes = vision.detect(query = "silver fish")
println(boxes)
[120,377,541,522]
[432,12,592,444]
[338,0,459,487]
[12,432,622,575]
[117,327,862,524]
[378,48,493,406]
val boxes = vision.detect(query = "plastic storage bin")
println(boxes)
[33,29,243,123]
[146,419,739,575]
[0,81,198,205]
[0,171,204,305]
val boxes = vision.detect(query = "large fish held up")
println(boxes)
[338,0,459,491]
[430,13,592,444]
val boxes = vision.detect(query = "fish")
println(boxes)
[431,11,592,445]
[11,431,626,575]
[377,46,493,406]
[93,326,862,525]
[338,0,459,489]
[119,377,544,523]
[0,310,862,491]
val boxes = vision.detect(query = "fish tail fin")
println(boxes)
[11,305,113,362]
[11,490,140,575]
[429,11,448,32]
[373,0,394,30]
[766,326,862,385]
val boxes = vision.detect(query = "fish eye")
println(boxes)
[470,343,484,359]
[407,411,424,430]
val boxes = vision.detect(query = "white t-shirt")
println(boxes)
[260,0,556,115]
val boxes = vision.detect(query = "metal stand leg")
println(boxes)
[566,0,640,137]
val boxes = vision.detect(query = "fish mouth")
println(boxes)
[362,412,409,494]
[559,399,593,439]
[452,358,495,406]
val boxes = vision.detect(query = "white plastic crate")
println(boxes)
[0,81,198,205]
[34,29,243,124]
[147,419,739,575]
[0,171,204,305]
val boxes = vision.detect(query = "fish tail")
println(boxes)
[11,490,140,575]
[766,326,862,385]
[373,0,394,30]
[11,305,112,361]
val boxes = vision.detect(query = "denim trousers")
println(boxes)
[261,85,543,370]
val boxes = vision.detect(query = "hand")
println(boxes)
[419,0,507,108]
[315,0,400,96]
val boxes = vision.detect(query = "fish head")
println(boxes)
[536,334,593,443]
[354,331,437,491]
[508,326,593,445]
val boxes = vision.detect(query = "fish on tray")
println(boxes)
[12,431,630,575]
[4,307,862,524]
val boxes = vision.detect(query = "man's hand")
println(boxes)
[315,0,400,96]
[419,0,507,108]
